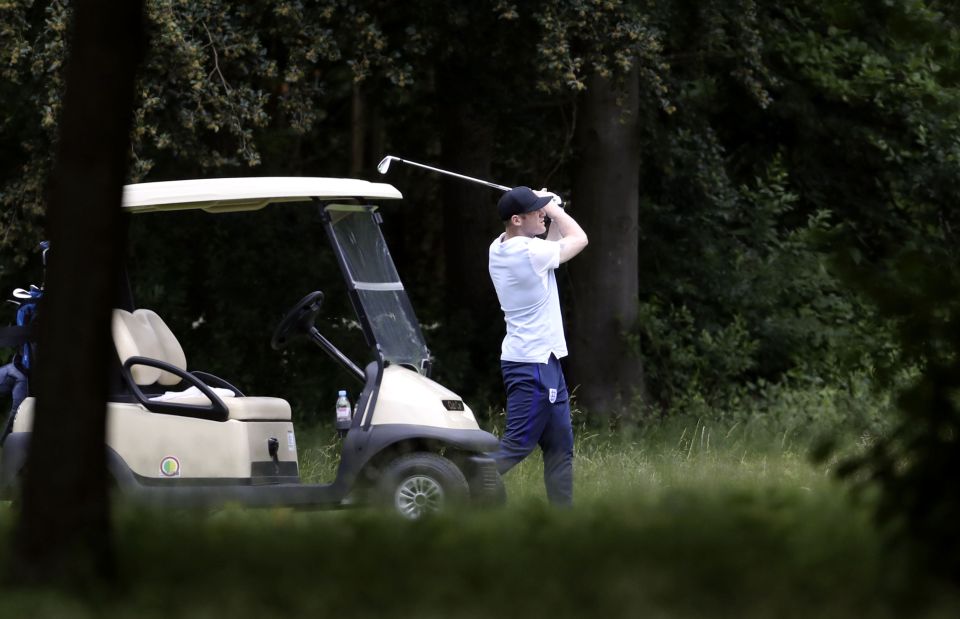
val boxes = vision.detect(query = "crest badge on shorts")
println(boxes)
[548,388,557,404]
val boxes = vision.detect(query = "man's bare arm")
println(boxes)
[544,202,588,263]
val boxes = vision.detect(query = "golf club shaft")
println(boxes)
[385,157,511,192]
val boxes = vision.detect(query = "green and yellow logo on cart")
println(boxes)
[159,456,181,477]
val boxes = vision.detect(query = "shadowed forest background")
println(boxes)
[1,0,959,612]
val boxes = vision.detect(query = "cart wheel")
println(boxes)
[376,452,468,519]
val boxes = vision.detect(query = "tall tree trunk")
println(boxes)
[13,0,144,584]
[568,70,648,415]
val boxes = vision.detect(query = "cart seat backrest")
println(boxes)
[112,309,187,386]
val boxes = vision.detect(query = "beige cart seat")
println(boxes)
[112,309,291,421]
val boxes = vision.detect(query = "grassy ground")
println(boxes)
[1,417,957,618]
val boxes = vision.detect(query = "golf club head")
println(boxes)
[377,156,394,175]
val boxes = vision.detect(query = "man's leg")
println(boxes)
[538,355,573,506]
[491,361,549,475]
[539,397,574,506]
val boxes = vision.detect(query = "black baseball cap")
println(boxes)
[498,186,552,221]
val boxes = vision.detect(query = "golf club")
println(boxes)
[377,155,512,192]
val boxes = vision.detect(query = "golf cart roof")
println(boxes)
[121,177,403,213]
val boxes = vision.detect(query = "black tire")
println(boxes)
[376,452,469,519]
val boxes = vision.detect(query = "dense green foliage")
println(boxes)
[8,1,954,411]
[629,0,960,408]
[835,251,960,580]
[2,0,960,584]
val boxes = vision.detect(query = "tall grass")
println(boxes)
[502,416,839,504]
[299,375,888,505]
[295,415,836,502]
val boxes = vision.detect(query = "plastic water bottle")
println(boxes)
[335,390,351,434]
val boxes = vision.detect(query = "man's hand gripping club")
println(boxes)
[534,189,588,264]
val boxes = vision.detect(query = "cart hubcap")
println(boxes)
[395,475,444,518]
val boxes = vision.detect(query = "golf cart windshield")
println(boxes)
[324,205,431,372]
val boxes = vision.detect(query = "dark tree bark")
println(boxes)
[13,0,144,584]
[567,70,648,415]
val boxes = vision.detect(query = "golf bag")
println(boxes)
[1,241,47,441]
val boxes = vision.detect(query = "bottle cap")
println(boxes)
[338,390,347,396]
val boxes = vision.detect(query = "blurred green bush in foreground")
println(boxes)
[3,410,955,619]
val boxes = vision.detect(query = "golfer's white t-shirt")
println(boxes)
[488,234,568,363]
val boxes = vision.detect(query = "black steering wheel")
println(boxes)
[271,291,325,350]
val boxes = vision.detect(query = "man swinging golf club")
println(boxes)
[488,186,588,506]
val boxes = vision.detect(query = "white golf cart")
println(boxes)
[0,177,504,518]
